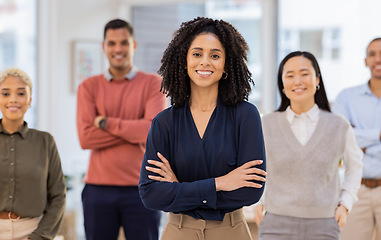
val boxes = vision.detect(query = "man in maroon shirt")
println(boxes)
[76,19,167,240]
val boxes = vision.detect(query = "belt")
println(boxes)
[0,211,23,221]
[361,178,381,188]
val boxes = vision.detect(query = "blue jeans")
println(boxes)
[82,184,161,240]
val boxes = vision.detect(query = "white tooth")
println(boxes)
[197,71,211,75]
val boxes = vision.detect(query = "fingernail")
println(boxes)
[157,152,162,156]
[147,160,152,163]
[258,160,263,163]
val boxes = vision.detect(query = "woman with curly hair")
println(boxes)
[139,17,266,240]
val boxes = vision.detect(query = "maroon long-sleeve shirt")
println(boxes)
[77,70,167,186]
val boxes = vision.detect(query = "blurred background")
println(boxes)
[0,0,380,239]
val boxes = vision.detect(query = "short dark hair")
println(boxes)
[159,17,253,107]
[103,19,134,39]
[366,37,381,56]
[276,51,331,112]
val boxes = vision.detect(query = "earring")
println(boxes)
[222,72,228,79]
[316,84,320,90]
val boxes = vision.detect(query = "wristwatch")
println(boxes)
[99,118,107,129]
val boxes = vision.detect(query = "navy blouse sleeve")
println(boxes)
[138,111,218,215]
[215,103,266,209]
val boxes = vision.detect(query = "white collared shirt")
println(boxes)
[286,104,320,146]
[104,65,139,81]
[285,104,363,211]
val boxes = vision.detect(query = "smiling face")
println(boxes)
[282,56,320,109]
[0,76,31,126]
[365,39,381,80]
[103,28,137,77]
[186,33,226,91]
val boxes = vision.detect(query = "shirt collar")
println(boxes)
[0,120,29,138]
[103,66,139,81]
[361,81,374,96]
[286,104,320,123]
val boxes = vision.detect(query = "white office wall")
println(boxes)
[279,0,381,101]
[38,0,121,192]
[38,1,121,238]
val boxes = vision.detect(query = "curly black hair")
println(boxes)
[159,17,253,107]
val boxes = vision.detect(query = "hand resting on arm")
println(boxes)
[146,152,266,191]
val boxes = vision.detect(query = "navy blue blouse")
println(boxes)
[139,98,266,221]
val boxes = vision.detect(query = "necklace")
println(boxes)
[199,105,216,112]
[189,100,216,112]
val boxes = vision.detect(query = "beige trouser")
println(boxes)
[161,208,253,240]
[0,216,41,240]
[341,185,381,240]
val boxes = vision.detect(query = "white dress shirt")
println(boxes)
[333,82,381,179]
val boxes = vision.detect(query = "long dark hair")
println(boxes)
[159,17,253,107]
[276,51,330,112]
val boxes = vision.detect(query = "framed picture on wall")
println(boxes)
[71,40,104,92]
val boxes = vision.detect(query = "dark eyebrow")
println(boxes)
[285,68,310,75]
[211,48,223,53]
[190,47,223,53]
[367,50,375,55]
[284,70,294,75]
[190,47,203,51]
[0,87,27,91]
